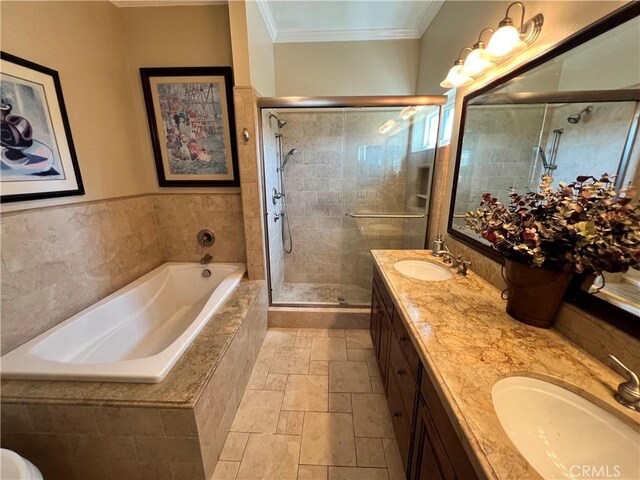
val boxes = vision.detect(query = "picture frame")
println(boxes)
[0,52,84,203]
[140,66,239,187]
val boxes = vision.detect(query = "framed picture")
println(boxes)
[140,67,239,187]
[1,52,84,203]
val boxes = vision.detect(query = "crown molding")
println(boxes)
[417,0,445,36]
[255,0,278,42]
[275,27,421,43]
[111,0,226,7]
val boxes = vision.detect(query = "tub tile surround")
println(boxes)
[1,192,246,353]
[234,87,267,281]
[371,250,640,479]
[1,281,267,480]
[210,327,405,480]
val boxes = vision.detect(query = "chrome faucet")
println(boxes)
[435,250,471,276]
[608,354,640,411]
[200,253,212,265]
[432,233,447,256]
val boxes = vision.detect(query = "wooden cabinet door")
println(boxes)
[378,307,392,383]
[370,283,382,353]
[411,400,454,480]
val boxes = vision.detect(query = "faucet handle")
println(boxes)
[608,354,640,410]
[457,260,471,275]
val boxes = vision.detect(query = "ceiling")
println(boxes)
[111,0,444,43]
[257,0,444,43]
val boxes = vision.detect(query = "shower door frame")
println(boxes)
[257,95,447,308]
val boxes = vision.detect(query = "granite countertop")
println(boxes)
[1,280,265,409]
[372,250,640,480]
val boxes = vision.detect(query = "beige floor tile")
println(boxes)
[298,328,330,337]
[265,373,288,391]
[364,350,380,377]
[220,432,249,461]
[298,465,328,480]
[309,360,329,375]
[296,336,314,347]
[270,347,311,374]
[246,357,271,390]
[351,394,395,438]
[311,337,347,361]
[355,437,386,468]
[300,412,356,467]
[347,349,366,362]
[329,393,352,413]
[329,362,372,393]
[230,390,283,433]
[212,460,240,480]
[382,438,405,480]
[236,434,300,480]
[283,375,329,411]
[277,411,304,435]
[328,329,346,338]
[345,330,372,349]
[370,375,385,394]
[328,467,389,479]
[263,328,297,348]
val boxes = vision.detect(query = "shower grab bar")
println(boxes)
[348,212,425,219]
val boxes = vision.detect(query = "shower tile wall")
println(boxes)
[282,112,345,287]
[454,105,546,225]
[271,110,413,303]
[543,102,636,184]
[262,111,285,299]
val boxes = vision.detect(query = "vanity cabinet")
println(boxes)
[371,267,479,480]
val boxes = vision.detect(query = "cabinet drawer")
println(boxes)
[386,368,412,472]
[392,309,421,383]
[388,334,417,418]
[373,267,394,318]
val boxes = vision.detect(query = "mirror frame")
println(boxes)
[447,3,640,338]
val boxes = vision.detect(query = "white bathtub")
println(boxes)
[1,262,246,383]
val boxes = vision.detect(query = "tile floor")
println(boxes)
[276,284,372,306]
[212,328,405,480]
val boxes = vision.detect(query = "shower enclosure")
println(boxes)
[259,97,445,307]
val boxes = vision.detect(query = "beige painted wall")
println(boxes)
[245,0,276,96]
[120,4,239,194]
[274,39,421,96]
[0,1,147,212]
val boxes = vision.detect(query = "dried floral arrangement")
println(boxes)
[464,174,640,274]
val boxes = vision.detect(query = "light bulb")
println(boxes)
[461,48,495,76]
[486,23,521,57]
[440,64,472,89]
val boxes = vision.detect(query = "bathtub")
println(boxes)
[1,262,246,383]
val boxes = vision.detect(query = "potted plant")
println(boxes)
[464,174,640,328]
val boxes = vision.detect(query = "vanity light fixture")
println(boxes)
[440,47,474,89]
[461,28,496,76]
[440,2,543,88]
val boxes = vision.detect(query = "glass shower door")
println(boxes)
[339,106,440,305]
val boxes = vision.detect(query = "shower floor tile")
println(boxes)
[276,283,371,305]
[220,328,403,480]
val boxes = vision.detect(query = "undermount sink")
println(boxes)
[393,260,452,281]
[492,376,640,479]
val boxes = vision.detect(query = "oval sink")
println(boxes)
[394,260,452,281]
[492,376,639,479]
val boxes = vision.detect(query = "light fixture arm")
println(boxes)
[474,27,495,48]
[457,46,473,62]
[504,1,526,31]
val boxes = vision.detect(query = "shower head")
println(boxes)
[567,105,593,124]
[269,113,287,129]
[282,149,298,169]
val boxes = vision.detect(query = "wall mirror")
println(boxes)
[448,4,640,331]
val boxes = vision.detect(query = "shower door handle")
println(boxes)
[347,212,425,219]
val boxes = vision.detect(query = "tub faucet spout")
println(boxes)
[200,253,212,265]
